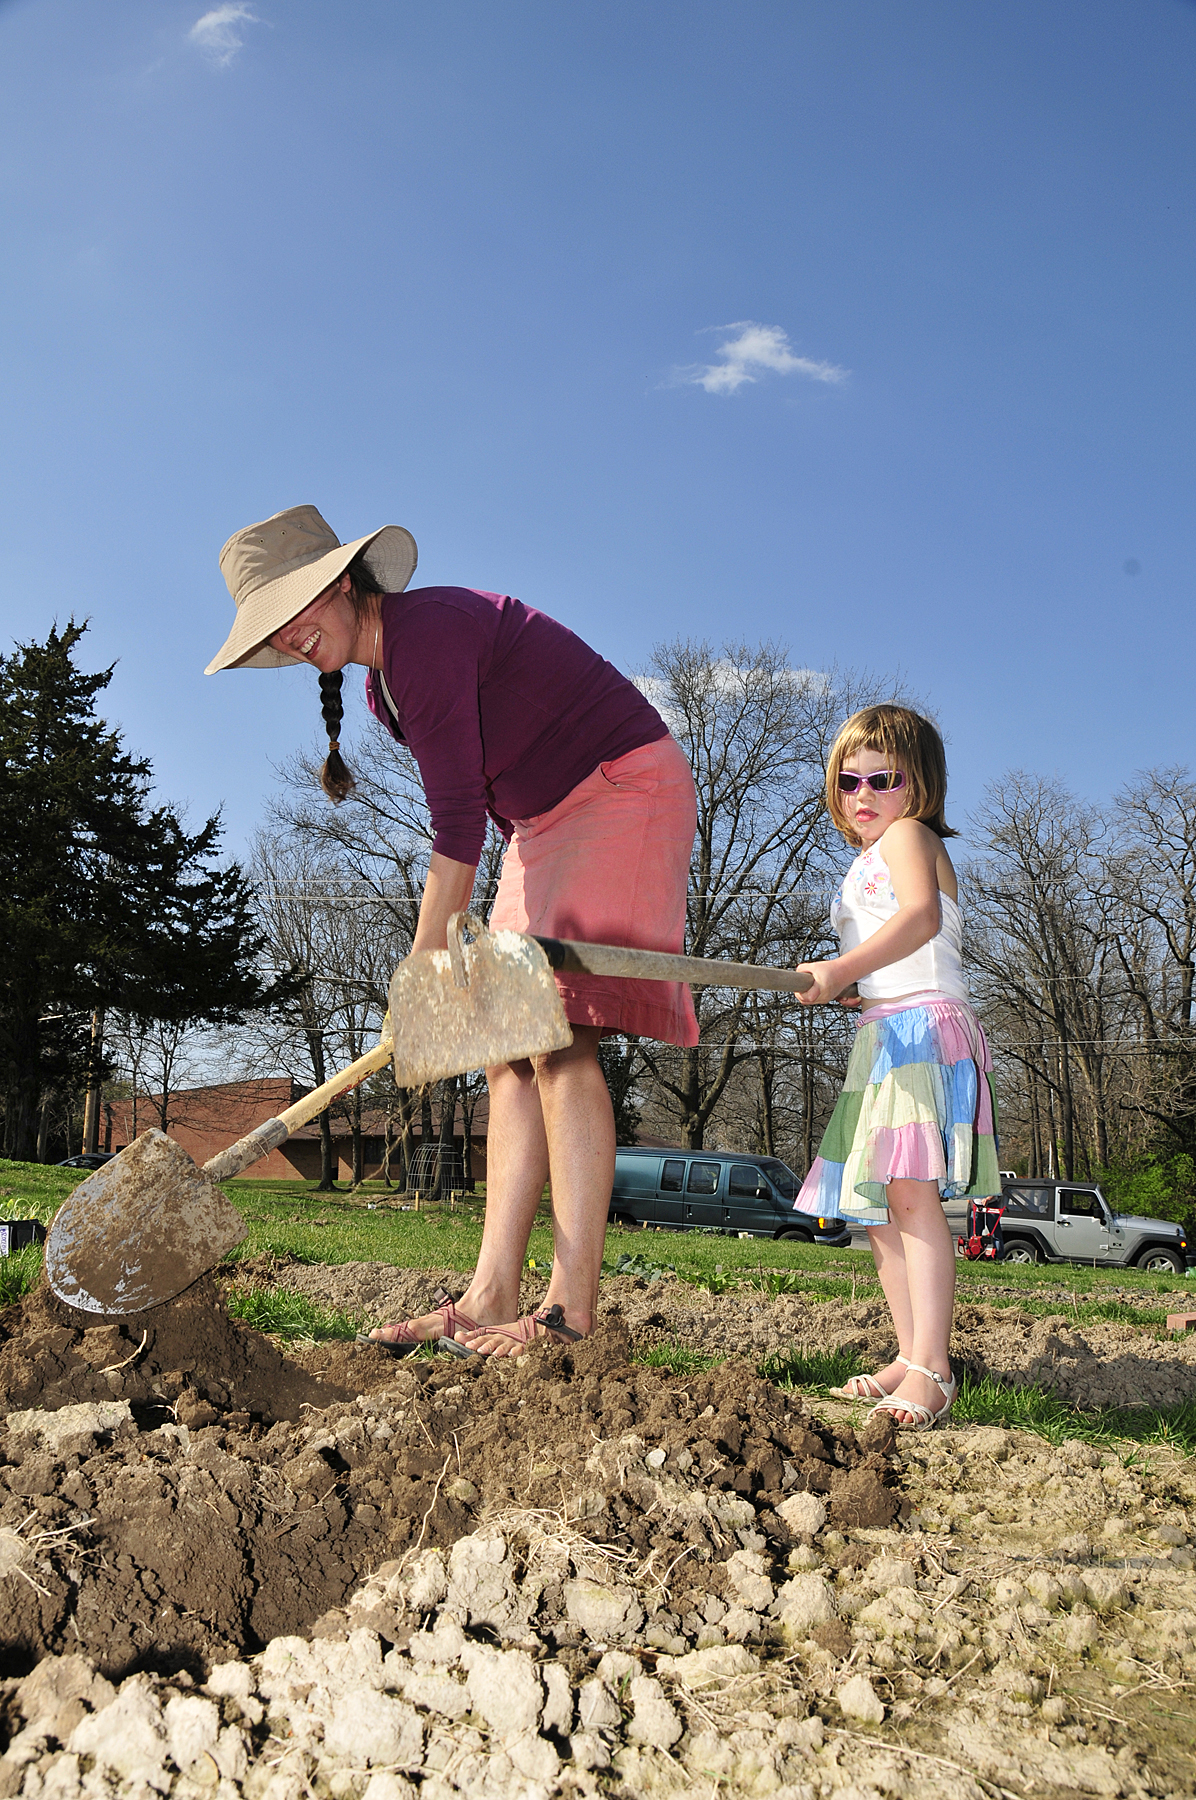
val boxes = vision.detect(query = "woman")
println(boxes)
[207,504,697,1355]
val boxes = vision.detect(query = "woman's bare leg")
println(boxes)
[371,1028,613,1350]
[465,1026,613,1356]
[369,1055,548,1344]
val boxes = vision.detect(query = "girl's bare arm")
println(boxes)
[797,819,945,1002]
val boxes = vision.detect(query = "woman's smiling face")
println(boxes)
[840,747,909,846]
[269,572,362,671]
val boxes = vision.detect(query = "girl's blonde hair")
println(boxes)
[826,705,957,845]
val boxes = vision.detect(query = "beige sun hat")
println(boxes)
[205,504,418,673]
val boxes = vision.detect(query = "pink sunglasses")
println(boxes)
[836,769,907,794]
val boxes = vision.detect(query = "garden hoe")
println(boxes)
[46,923,573,1316]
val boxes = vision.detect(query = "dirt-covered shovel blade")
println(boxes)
[387,912,573,1087]
[45,1130,248,1316]
[45,1033,399,1317]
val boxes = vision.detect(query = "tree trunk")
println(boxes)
[82,1010,105,1154]
[36,1091,52,1164]
[435,1076,458,1198]
[9,1012,40,1161]
[1057,1035,1075,1181]
[460,1088,477,1189]
[350,1084,364,1185]
[378,1088,396,1187]
[1028,1064,1043,1178]
[679,1048,704,1148]
[758,1055,776,1157]
[317,1111,336,1188]
[800,1008,817,1175]
[1042,1046,1060,1178]
[396,1087,415,1188]
[304,1028,336,1191]
[417,1086,434,1191]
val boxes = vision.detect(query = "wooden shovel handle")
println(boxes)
[202,1039,393,1185]
[532,936,814,994]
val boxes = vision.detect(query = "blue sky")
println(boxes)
[0,0,1192,857]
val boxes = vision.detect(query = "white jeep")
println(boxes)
[998,1180,1190,1274]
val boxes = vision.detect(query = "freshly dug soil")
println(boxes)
[1,1265,1195,1800]
[0,1282,897,1683]
[0,1275,342,1421]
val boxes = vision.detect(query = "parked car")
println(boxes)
[608,1147,851,1245]
[998,1179,1192,1273]
[56,1152,115,1170]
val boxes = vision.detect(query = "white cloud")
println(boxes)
[189,4,260,67]
[678,322,847,395]
[637,664,827,736]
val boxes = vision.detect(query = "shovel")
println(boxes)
[380,914,814,1083]
[46,925,573,1316]
[382,912,818,1064]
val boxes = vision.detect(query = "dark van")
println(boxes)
[608,1148,850,1245]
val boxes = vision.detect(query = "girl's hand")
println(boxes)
[796,961,850,1006]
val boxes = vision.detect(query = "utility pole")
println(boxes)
[81,1009,105,1155]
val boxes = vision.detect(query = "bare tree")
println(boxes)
[241,833,372,1188]
[965,775,1126,1179]
[1108,767,1196,1159]
[105,1015,200,1136]
[634,641,882,1150]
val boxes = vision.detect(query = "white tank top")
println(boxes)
[831,841,969,1002]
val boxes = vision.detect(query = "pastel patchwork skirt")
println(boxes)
[488,734,699,1045]
[793,996,1000,1226]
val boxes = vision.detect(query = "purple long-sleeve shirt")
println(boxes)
[364,587,667,865]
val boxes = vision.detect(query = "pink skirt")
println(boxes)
[488,735,699,1045]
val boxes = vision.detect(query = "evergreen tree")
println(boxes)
[0,621,276,1159]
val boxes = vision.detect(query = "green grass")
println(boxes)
[0,1159,85,1224]
[225,1284,367,1342]
[0,1161,1185,1313]
[0,1243,43,1308]
[760,1343,867,1390]
[225,1187,558,1272]
[608,1250,679,1283]
[754,1353,1196,1457]
[950,1371,1196,1456]
[635,1341,720,1377]
[0,1158,1189,1345]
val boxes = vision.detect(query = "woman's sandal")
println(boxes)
[455,1303,585,1358]
[828,1355,910,1401]
[361,1289,484,1357]
[868,1361,957,1431]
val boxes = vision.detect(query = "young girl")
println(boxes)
[793,705,999,1428]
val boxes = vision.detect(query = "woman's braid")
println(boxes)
[318,669,356,802]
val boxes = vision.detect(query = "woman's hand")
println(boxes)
[410,853,479,955]
[795,960,852,1006]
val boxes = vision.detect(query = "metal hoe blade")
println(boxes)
[388,916,572,1086]
[45,1130,248,1316]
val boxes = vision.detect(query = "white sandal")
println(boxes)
[869,1361,957,1430]
[828,1355,910,1401]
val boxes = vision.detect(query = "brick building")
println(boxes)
[108,1078,489,1185]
